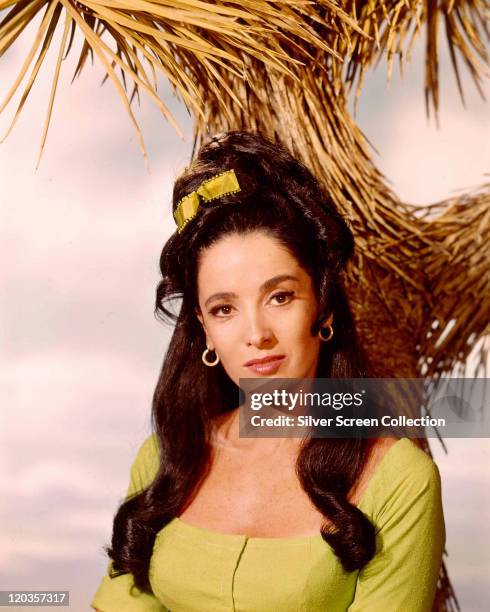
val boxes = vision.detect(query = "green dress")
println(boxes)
[91,436,445,612]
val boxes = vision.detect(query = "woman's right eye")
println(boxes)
[209,304,233,317]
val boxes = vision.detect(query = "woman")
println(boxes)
[91,131,445,611]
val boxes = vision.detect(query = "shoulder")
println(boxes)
[134,432,159,464]
[127,433,160,495]
[384,438,441,483]
[371,438,443,524]
[349,440,445,611]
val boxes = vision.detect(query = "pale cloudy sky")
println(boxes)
[1,14,489,612]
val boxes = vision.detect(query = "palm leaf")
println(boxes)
[1,0,355,163]
[344,0,490,118]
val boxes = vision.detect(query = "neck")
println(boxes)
[211,407,304,457]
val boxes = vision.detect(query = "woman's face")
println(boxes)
[196,231,332,384]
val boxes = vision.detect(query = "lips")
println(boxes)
[244,355,285,366]
[244,355,287,375]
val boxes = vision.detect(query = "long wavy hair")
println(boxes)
[107,130,376,592]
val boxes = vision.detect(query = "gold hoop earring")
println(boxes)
[202,347,220,366]
[318,324,334,342]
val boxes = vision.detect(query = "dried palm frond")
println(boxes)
[341,0,490,121]
[0,0,363,165]
[1,1,488,155]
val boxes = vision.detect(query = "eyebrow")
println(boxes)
[204,274,300,308]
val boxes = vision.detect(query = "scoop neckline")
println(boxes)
[169,438,409,544]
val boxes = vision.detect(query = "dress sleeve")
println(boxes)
[348,457,445,612]
[90,434,169,612]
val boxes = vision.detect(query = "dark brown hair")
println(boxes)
[107,130,376,592]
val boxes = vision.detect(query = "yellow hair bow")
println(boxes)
[173,169,241,233]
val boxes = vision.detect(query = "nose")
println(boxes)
[244,308,274,347]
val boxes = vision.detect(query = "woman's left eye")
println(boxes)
[270,291,294,305]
